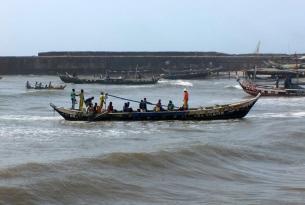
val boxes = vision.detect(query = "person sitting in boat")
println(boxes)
[155,99,164,112]
[123,102,128,112]
[87,103,94,113]
[39,82,42,88]
[107,102,114,113]
[93,103,98,113]
[123,102,133,112]
[35,82,38,88]
[85,96,94,107]
[48,81,52,88]
[139,100,146,112]
[167,100,175,111]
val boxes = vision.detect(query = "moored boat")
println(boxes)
[26,82,66,90]
[59,73,159,85]
[50,94,260,121]
[237,78,305,96]
[161,68,208,79]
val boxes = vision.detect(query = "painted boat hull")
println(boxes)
[50,94,260,121]
[59,75,159,85]
[26,85,66,90]
[238,79,305,97]
[161,69,208,80]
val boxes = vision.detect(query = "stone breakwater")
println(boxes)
[0,52,293,75]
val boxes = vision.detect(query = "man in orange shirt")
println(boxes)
[183,88,189,110]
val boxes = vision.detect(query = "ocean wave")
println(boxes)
[0,115,61,121]
[258,97,305,106]
[158,80,193,87]
[224,84,242,90]
[0,143,298,204]
[248,111,305,119]
[0,143,292,179]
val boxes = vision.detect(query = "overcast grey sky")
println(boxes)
[1,0,305,56]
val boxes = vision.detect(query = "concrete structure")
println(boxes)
[0,52,293,75]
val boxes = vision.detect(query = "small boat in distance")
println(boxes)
[50,94,260,121]
[237,78,305,97]
[161,68,208,79]
[59,73,159,85]
[26,81,66,90]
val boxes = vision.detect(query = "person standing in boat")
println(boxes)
[275,76,279,88]
[143,98,148,112]
[183,88,189,110]
[99,92,106,110]
[139,100,146,112]
[71,89,77,109]
[78,89,85,111]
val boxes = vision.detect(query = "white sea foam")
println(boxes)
[224,84,242,90]
[248,111,305,119]
[158,80,193,87]
[0,115,61,121]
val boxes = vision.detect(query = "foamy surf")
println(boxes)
[248,111,305,119]
[158,79,193,87]
[224,84,242,90]
[0,115,61,121]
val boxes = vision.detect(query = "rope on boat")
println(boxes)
[106,93,180,109]
[106,94,156,106]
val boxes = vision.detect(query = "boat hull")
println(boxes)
[26,85,66,90]
[59,75,159,85]
[162,72,208,80]
[50,94,260,121]
[238,79,305,97]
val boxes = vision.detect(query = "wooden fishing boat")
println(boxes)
[246,68,305,79]
[237,78,305,96]
[161,68,208,79]
[50,94,260,121]
[59,74,159,85]
[26,83,66,90]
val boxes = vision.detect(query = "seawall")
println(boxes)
[0,52,292,75]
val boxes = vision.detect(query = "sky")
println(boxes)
[1,0,305,56]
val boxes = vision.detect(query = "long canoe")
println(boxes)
[50,94,260,121]
[237,78,305,96]
[161,68,208,79]
[59,74,159,85]
[26,84,66,90]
